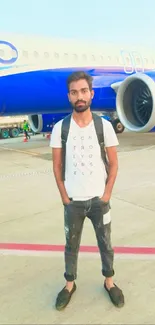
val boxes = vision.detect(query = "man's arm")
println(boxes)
[52,147,70,204]
[101,146,118,202]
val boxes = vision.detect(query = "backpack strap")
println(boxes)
[92,112,109,176]
[61,114,72,181]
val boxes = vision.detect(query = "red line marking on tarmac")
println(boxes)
[0,243,155,255]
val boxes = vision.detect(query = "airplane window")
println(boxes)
[34,51,39,58]
[115,56,119,63]
[23,51,28,57]
[44,52,49,58]
[82,54,87,60]
[54,52,59,59]
[92,55,95,61]
[0,49,4,57]
[64,53,68,60]
[107,56,111,61]
[73,54,77,60]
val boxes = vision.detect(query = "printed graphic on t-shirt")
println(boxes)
[72,132,95,176]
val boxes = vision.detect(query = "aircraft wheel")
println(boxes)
[112,119,125,133]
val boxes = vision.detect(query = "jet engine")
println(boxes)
[115,73,155,132]
[28,113,69,133]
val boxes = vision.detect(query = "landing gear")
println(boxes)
[111,118,125,134]
[96,112,125,134]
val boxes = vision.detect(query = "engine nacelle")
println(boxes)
[115,73,155,132]
[28,112,69,133]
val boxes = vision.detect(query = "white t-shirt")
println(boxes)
[50,115,119,200]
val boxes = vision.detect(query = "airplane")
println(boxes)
[0,32,155,137]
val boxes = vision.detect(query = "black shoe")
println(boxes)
[55,282,76,311]
[104,281,125,308]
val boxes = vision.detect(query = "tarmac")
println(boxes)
[0,131,155,324]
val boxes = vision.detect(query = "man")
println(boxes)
[50,71,124,310]
[23,120,30,139]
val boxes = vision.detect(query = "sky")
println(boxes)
[1,0,154,46]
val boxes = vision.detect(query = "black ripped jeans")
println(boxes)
[63,196,114,282]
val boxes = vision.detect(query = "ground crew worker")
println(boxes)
[23,120,30,139]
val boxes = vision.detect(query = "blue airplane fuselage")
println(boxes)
[0,67,127,116]
[1,36,155,134]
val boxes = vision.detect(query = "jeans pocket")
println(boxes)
[99,199,110,214]
[98,197,108,205]
[63,200,74,207]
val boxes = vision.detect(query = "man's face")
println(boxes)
[68,79,94,113]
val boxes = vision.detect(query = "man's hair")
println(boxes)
[67,71,93,91]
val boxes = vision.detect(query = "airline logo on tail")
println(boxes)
[0,40,18,65]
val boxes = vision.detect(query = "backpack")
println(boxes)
[61,112,109,181]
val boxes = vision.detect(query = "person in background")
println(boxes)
[23,120,30,139]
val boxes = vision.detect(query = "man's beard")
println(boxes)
[70,98,92,113]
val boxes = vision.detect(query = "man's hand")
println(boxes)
[100,192,111,203]
[63,197,71,205]
[52,147,70,204]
